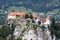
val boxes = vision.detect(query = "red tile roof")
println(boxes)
[8,12,25,17]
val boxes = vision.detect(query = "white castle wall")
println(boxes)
[7,15,16,19]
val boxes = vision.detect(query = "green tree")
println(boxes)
[25,14,29,19]
[54,23,60,38]
[49,17,56,39]
[30,14,33,19]
[17,37,22,40]
[0,24,10,40]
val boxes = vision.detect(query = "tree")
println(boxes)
[49,17,56,39]
[33,25,37,29]
[54,23,60,38]
[49,17,60,39]
[25,14,29,19]
[30,14,33,19]
[51,17,55,27]
[17,37,22,40]
[0,24,10,40]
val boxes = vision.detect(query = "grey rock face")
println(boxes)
[7,18,52,40]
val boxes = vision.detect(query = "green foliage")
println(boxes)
[49,17,55,33]
[22,20,31,33]
[22,21,30,33]
[51,17,55,27]
[29,14,33,19]
[26,20,30,26]
[22,28,26,33]
[55,30,60,38]
[0,25,10,37]
[25,14,29,19]
[0,24,10,40]
[33,25,38,29]
[9,6,26,12]
[49,18,56,38]
[0,37,6,40]
[17,37,22,40]
[41,26,45,31]
[9,6,32,13]
[0,24,16,40]
[49,17,60,38]
[54,23,60,38]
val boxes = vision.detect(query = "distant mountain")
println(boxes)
[0,0,60,12]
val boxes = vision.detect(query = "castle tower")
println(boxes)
[44,15,51,27]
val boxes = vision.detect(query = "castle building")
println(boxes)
[7,11,51,40]
[7,12,25,19]
[44,15,51,27]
